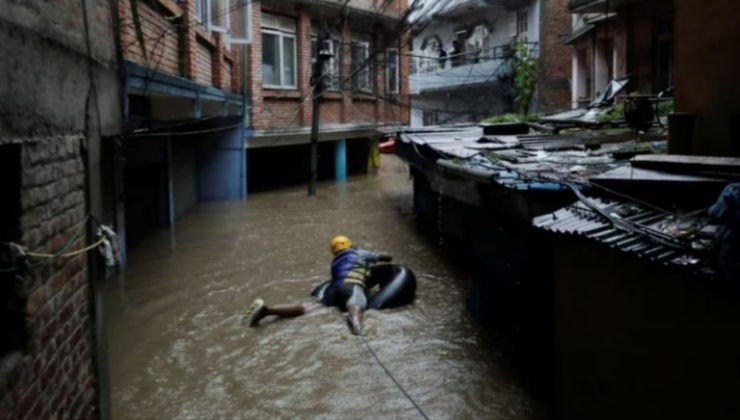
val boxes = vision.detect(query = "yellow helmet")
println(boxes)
[330,235,352,254]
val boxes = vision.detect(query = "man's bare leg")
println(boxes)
[346,304,364,336]
[248,300,323,326]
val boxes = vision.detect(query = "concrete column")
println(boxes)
[297,6,312,126]
[334,139,347,182]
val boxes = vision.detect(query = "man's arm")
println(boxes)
[356,249,393,263]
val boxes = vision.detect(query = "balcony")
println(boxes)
[410,44,538,95]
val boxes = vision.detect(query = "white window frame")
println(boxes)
[261,21,297,89]
[229,0,252,45]
[208,0,229,34]
[195,0,207,25]
[353,40,372,93]
[386,48,400,94]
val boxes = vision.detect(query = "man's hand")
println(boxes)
[378,254,393,262]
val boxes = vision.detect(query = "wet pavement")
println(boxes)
[105,155,544,419]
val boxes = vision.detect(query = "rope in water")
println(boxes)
[359,333,430,420]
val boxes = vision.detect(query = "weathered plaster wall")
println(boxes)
[0,0,123,418]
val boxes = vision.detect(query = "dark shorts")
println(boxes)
[320,284,367,310]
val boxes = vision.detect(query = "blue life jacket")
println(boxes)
[330,248,369,288]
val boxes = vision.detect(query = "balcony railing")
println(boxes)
[410,43,538,94]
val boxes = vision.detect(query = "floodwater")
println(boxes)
[106,155,543,419]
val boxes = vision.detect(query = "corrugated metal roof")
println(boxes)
[533,196,714,269]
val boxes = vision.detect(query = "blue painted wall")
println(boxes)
[197,125,246,200]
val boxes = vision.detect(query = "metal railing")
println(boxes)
[411,42,538,75]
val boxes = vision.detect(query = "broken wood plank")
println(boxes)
[631,154,740,175]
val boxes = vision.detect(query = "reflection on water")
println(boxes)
[106,156,543,419]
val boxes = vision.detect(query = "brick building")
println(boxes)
[245,0,411,190]
[566,0,674,108]
[116,0,250,255]
[0,0,123,418]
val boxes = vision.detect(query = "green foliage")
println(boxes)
[595,102,625,123]
[656,98,674,116]
[513,40,537,116]
[481,113,542,124]
[594,98,674,124]
[481,113,523,123]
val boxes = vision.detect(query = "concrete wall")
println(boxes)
[0,0,123,418]
[411,85,511,126]
[552,237,740,420]
[674,0,740,156]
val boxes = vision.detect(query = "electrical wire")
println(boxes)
[359,334,430,420]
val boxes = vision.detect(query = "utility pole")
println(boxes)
[309,24,333,196]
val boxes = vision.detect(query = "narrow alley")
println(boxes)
[104,156,542,419]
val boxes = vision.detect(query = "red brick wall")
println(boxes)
[250,1,411,133]
[119,0,240,93]
[3,136,95,420]
[195,40,214,85]
[119,0,182,76]
[538,0,572,113]
[223,60,233,92]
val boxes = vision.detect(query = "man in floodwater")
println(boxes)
[246,235,392,335]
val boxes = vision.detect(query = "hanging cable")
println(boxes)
[359,334,430,420]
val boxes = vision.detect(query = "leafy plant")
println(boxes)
[595,102,625,123]
[513,39,537,116]
[481,112,542,124]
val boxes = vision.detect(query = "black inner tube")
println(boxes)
[310,264,416,310]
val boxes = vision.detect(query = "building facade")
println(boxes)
[566,0,674,108]
[0,0,123,418]
[116,0,250,254]
[409,0,571,127]
[246,0,411,190]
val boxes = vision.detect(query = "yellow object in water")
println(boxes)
[368,139,381,171]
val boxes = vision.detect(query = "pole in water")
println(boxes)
[309,22,332,196]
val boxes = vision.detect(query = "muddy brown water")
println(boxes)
[106,155,543,419]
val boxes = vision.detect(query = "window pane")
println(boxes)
[282,36,296,86]
[262,33,280,85]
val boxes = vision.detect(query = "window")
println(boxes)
[229,0,252,45]
[352,38,373,92]
[423,111,439,126]
[195,0,207,24]
[209,0,229,33]
[262,13,297,89]
[386,48,399,94]
[311,28,340,91]
[195,0,251,45]
[517,9,529,35]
